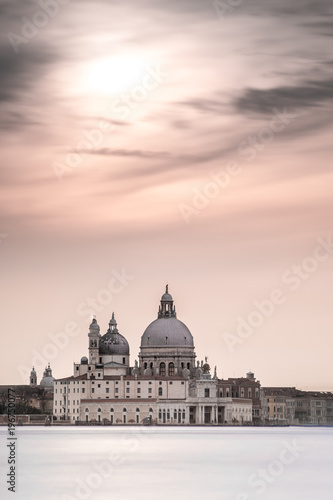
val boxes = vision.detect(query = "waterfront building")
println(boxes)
[53,286,253,425]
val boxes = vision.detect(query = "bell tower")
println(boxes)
[88,317,100,365]
[30,367,37,386]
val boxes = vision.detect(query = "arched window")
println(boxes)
[136,408,140,412]
[187,362,190,370]
[181,362,184,369]
[168,362,175,376]
[144,362,147,369]
[110,408,114,412]
[85,408,89,413]
[149,407,153,413]
[150,362,153,369]
[97,408,101,412]
[123,408,127,412]
[158,387,163,396]
[160,362,166,376]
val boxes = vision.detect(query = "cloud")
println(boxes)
[300,20,333,37]
[234,78,333,115]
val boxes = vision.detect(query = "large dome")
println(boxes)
[141,317,194,347]
[99,314,129,356]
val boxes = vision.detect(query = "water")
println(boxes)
[0,426,332,500]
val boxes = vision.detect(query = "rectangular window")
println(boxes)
[115,388,119,393]
[106,388,109,393]
[92,388,95,393]
[137,388,141,393]
[82,388,85,393]
[126,388,130,393]
[205,388,210,398]
[98,384,101,388]
[148,388,152,393]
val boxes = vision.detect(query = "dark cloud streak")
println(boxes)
[234,78,333,115]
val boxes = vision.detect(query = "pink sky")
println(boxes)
[0,0,332,388]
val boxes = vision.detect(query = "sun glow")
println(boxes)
[86,55,149,95]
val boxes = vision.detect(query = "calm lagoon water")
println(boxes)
[1,426,332,500]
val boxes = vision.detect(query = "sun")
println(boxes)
[86,55,149,95]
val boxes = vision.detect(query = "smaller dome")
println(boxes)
[81,356,88,365]
[203,363,210,372]
[40,363,55,388]
[99,314,129,356]
[40,376,55,388]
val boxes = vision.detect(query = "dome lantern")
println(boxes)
[158,284,176,319]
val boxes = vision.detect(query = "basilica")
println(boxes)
[53,286,254,425]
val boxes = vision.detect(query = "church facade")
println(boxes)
[53,287,253,425]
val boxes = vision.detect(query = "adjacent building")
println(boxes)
[262,387,333,425]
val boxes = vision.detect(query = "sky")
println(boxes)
[0,0,332,389]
